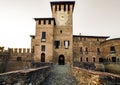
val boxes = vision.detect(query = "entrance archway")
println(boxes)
[41,53,45,62]
[58,55,65,65]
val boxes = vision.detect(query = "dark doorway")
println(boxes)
[41,53,45,62]
[58,55,65,65]
[93,57,95,62]
[112,57,116,62]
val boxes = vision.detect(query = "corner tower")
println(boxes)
[50,1,75,65]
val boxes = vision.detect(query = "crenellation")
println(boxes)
[14,48,18,53]
[37,19,55,26]
[57,5,59,11]
[61,5,64,10]
[27,48,30,53]
[52,5,56,13]
[23,48,26,53]
[19,48,22,53]
[51,20,54,25]
[9,48,31,53]
[41,20,44,25]
[70,4,73,13]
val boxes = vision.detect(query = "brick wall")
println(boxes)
[0,66,51,85]
[73,67,120,85]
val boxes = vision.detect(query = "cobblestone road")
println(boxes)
[41,64,78,85]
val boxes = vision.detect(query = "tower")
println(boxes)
[31,18,55,62]
[50,1,75,64]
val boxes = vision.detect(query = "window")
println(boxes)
[86,57,88,62]
[112,57,116,62]
[85,47,88,54]
[41,45,45,51]
[17,57,22,61]
[64,40,70,49]
[99,58,103,62]
[41,32,46,42]
[54,41,60,49]
[80,57,82,62]
[80,47,83,54]
[97,48,100,55]
[60,30,62,33]
[93,57,95,62]
[110,46,116,53]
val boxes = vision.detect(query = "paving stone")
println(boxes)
[42,64,78,85]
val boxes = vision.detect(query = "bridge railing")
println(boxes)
[0,66,51,85]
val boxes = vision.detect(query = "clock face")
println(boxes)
[56,10,68,26]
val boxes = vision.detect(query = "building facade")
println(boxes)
[30,1,120,65]
[31,1,75,65]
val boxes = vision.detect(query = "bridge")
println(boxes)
[0,63,120,85]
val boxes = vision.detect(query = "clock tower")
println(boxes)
[50,1,75,65]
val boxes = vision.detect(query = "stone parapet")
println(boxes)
[0,66,51,85]
[73,67,120,85]
[9,48,31,53]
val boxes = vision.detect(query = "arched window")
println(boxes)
[17,57,22,61]
[41,53,45,62]
[93,57,95,62]
[80,57,82,62]
[86,57,88,62]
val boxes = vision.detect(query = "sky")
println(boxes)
[0,0,120,48]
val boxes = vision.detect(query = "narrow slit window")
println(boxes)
[97,48,100,54]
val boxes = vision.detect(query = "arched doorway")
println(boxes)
[58,55,65,65]
[41,53,45,62]
[93,57,95,62]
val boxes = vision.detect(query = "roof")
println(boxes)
[101,38,120,44]
[73,35,109,38]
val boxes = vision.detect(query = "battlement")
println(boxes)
[9,48,31,53]
[50,1,75,13]
[0,46,4,53]
[34,18,56,25]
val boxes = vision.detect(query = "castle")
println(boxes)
[30,1,120,65]
[1,1,120,68]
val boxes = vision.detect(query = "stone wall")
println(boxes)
[0,48,32,73]
[101,38,120,62]
[73,67,120,85]
[0,66,50,85]
[73,35,107,63]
